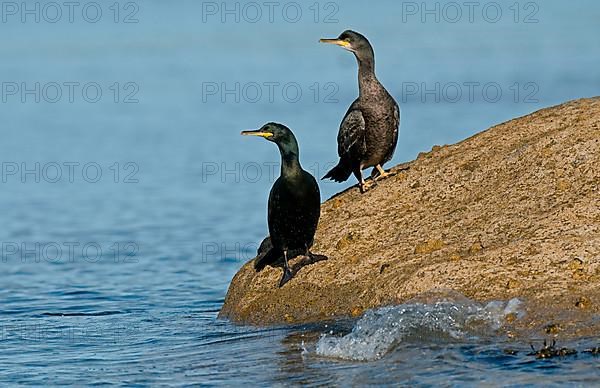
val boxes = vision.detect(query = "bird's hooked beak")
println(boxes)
[320,38,352,51]
[241,129,273,139]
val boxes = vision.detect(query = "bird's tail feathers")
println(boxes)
[254,247,282,272]
[322,159,352,182]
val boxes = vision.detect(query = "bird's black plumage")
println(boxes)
[320,30,400,192]
[242,123,324,287]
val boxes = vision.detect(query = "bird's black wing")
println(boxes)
[337,108,367,159]
[267,178,283,241]
[322,107,366,182]
[267,174,320,252]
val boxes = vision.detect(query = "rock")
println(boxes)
[545,323,562,335]
[219,98,600,337]
[414,239,445,254]
[575,296,591,309]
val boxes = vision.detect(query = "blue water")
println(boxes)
[1,0,599,385]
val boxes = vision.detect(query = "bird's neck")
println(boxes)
[278,146,302,179]
[356,55,380,96]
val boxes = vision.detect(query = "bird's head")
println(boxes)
[320,30,374,60]
[241,122,299,155]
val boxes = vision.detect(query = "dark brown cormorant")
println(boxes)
[241,123,325,287]
[320,30,400,193]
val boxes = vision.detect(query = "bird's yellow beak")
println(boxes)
[241,130,273,138]
[319,38,350,48]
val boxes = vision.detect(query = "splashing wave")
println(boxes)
[316,294,523,361]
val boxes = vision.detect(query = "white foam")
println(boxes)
[315,295,523,361]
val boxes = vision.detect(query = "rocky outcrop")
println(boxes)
[219,98,600,337]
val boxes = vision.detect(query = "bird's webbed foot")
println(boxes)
[306,251,328,264]
[359,179,375,193]
[353,169,373,194]
[278,249,294,288]
[371,164,392,181]
[278,267,293,288]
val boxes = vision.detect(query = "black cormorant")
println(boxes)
[241,123,325,287]
[320,30,400,193]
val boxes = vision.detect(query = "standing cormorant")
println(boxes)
[242,123,325,287]
[320,30,400,193]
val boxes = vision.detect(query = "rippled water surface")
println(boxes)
[1,0,599,385]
